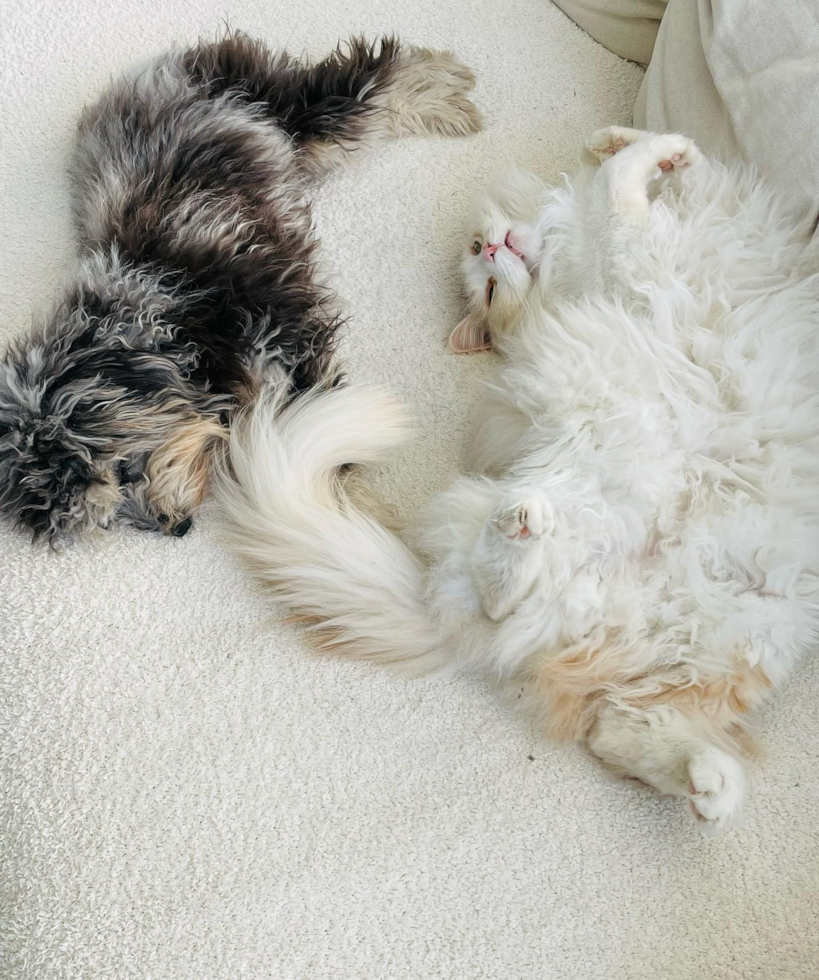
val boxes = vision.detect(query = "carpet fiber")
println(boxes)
[2,2,818,978]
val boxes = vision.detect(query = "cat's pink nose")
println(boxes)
[482,243,500,260]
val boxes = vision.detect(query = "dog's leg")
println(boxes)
[143,415,227,536]
[183,34,481,177]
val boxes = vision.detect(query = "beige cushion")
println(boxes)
[635,0,819,225]
[552,0,667,66]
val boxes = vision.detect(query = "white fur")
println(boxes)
[218,130,819,833]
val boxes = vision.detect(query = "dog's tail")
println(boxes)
[213,383,443,670]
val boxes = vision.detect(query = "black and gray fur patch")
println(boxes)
[0,32,407,542]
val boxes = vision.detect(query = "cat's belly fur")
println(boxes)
[424,269,819,690]
[427,458,818,691]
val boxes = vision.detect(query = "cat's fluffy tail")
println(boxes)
[213,383,443,670]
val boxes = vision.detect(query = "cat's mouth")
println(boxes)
[503,231,526,262]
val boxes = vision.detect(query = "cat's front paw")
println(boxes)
[644,134,703,179]
[608,134,702,189]
[584,126,648,164]
[603,133,703,220]
[686,748,746,834]
[491,495,553,541]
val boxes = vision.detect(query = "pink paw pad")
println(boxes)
[658,153,683,172]
[603,138,626,156]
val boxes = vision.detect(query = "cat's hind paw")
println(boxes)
[491,495,553,541]
[686,747,746,835]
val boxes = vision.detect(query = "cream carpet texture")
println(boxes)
[2,2,817,978]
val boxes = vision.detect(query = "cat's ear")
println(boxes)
[448,312,491,353]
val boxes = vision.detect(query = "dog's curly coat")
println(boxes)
[0,33,480,541]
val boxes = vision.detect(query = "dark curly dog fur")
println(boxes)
[0,33,480,542]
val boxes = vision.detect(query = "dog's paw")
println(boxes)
[154,512,194,537]
[410,46,477,90]
[394,46,483,136]
[686,748,746,835]
[491,495,552,541]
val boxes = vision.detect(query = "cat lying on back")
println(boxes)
[217,128,819,833]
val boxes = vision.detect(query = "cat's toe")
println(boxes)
[647,135,703,177]
[686,748,746,834]
[493,503,528,539]
[492,495,552,540]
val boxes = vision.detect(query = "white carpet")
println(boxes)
[2,2,818,978]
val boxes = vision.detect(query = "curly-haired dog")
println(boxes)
[0,33,480,541]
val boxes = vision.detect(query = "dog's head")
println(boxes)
[0,332,124,544]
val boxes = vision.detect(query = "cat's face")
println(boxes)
[450,171,545,353]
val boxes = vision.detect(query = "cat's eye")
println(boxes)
[472,240,482,255]
[487,278,496,306]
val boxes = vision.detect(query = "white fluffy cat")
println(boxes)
[217,128,819,833]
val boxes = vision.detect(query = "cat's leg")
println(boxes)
[183,35,481,177]
[595,132,703,227]
[587,703,746,833]
[471,494,553,621]
[573,132,703,296]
